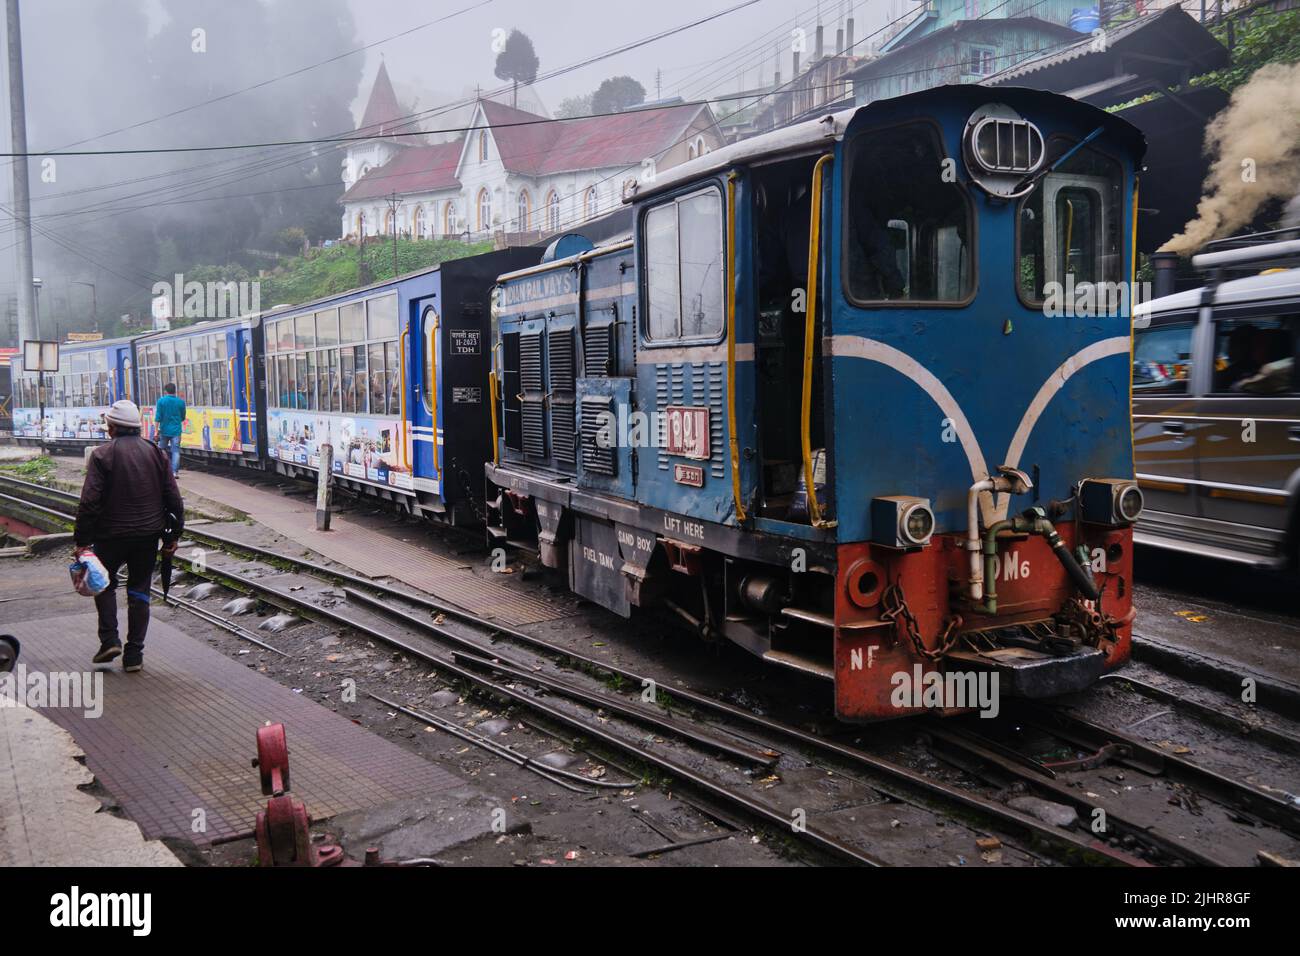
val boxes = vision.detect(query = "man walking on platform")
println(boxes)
[75,399,185,672]
[155,382,186,477]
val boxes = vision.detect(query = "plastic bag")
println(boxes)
[69,550,111,597]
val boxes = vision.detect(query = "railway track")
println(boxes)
[4,470,1298,866]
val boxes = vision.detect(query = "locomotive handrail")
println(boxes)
[489,370,500,466]
[243,347,252,445]
[399,326,411,472]
[428,313,441,479]
[725,171,746,524]
[227,356,237,438]
[802,153,834,528]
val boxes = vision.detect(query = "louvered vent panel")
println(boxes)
[707,362,724,478]
[583,324,614,377]
[552,404,577,467]
[521,405,546,458]
[655,364,669,471]
[580,397,616,476]
[549,328,575,392]
[520,332,544,391]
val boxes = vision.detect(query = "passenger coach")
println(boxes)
[9,335,135,447]
[262,249,537,522]
[134,315,264,466]
[487,85,1148,722]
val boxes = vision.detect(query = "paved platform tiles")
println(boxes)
[0,705,181,866]
[178,470,565,627]
[7,613,468,846]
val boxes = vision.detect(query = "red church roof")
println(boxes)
[343,139,464,202]
[478,99,710,176]
[357,61,405,136]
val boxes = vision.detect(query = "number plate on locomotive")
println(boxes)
[665,405,709,460]
[673,463,705,487]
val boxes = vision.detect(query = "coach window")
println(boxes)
[844,122,974,304]
[643,186,724,342]
[1018,139,1123,306]
[422,306,439,411]
[1133,321,1193,395]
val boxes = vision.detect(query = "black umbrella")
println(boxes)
[159,510,180,599]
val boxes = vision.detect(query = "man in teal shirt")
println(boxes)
[155,383,186,477]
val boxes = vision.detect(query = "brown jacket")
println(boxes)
[75,434,185,546]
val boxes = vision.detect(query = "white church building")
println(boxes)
[340,64,723,242]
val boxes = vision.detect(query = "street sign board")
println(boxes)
[22,340,59,373]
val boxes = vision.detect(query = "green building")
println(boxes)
[849,0,1098,103]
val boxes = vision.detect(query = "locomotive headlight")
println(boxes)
[1079,479,1144,526]
[1117,484,1144,524]
[902,503,935,546]
[871,496,935,549]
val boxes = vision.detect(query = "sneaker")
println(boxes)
[123,650,143,672]
[92,641,122,664]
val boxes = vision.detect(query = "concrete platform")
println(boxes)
[178,470,565,627]
[0,705,181,866]
[8,613,471,846]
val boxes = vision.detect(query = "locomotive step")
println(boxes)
[945,646,1107,700]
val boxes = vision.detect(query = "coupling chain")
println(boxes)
[880,582,964,662]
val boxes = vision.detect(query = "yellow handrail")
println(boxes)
[801,154,833,527]
[429,312,440,479]
[489,370,500,466]
[1064,199,1075,276]
[243,348,253,444]
[227,356,237,442]
[1128,179,1139,479]
[398,327,410,470]
[725,172,746,524]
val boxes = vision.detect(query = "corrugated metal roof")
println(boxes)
[983,7,1228,89]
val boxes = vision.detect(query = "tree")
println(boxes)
[556,93,594,118]
[494,29,539,108]
[591,76,646,114]
[1194,9,1300,93]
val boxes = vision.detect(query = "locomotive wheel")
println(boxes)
[255,722,291,796]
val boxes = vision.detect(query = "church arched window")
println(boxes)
[516,189,531,231]
[545,190,560,233]
[477,187,491,231]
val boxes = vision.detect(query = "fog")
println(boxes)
[0,0,910,338]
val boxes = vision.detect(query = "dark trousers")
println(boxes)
[93,535,159,650]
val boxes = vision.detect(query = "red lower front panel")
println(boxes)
[831,523,1134,721]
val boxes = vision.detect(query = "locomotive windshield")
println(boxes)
[843,122,974,304]
[1017,141,1124,304]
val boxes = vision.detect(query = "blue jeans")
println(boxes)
[160,434,181,475]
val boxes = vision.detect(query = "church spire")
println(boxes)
[358,60,404,137]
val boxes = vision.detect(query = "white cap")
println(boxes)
[104,399,142,428]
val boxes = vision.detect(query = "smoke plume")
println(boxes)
[1160,61,1300,255]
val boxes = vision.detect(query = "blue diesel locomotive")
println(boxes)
[486,86,1147,721]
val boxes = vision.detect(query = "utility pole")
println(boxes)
[6,0,36,345]
[385,192,402,279]
[655,68,662,102]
